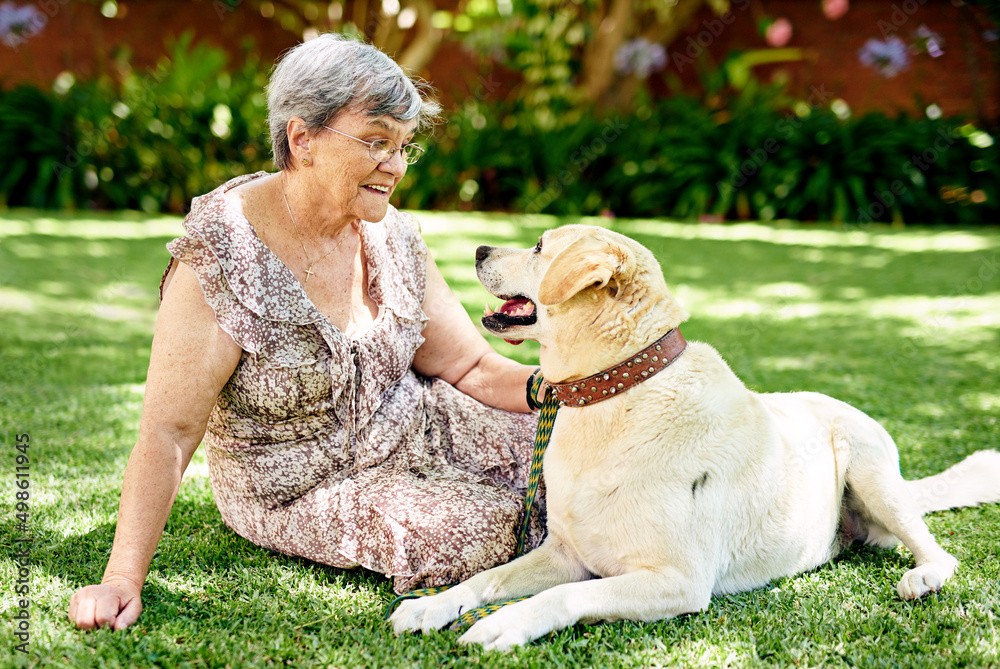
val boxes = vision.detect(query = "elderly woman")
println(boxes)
[68,34,544,631]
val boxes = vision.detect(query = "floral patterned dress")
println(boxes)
[161,172,542,592]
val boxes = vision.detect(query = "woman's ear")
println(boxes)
[286,117,311,164]
[537,234,635,306]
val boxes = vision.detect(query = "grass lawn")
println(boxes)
[1,208,999,668]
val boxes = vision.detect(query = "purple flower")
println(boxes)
[0,2,46,48]
[858,36,910,78]
[914,24,944,58]
[614,38,667,79]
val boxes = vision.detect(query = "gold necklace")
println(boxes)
[281,177,352,284]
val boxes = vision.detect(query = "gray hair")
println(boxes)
[266,33,442,171]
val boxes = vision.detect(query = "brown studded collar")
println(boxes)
[547,328,687,407]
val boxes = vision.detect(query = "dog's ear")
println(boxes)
[537,234,635,306]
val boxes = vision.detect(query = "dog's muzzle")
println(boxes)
[476,246,538,339]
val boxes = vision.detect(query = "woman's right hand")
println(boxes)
[68,581,142,630]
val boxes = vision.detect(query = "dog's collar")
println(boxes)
[547,328,687,408]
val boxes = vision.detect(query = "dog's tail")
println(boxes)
[907,450,1000,515]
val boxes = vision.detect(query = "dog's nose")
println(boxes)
[475,246,490,264]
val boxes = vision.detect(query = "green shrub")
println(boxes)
[1,34,996,223]
[0,85,80,208]
[407,92,999,224]
[1,32,271,213]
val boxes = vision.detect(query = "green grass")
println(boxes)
[1,208,999,668]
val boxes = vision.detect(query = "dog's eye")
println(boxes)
[533,238,542,253]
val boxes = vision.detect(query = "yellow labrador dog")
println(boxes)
[391,225,1000,650]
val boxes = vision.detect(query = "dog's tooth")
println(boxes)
[484,303,494,316]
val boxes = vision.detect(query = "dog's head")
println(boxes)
[476,225,688,381]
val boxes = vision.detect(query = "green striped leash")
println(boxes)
[385,376,559,631]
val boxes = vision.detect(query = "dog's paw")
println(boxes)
[897,557,958,600]
[458,599,557,651]
[389,585,479,635]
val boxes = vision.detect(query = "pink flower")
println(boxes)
[822,0,849,21]
[766,18,793,48]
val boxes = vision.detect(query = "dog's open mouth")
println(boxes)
[482,296,537,345]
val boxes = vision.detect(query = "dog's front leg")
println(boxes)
[458,567,712,651]
[390,535,589,635]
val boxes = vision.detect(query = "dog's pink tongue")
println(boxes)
[498,297,534,316]
[498,297,532,345]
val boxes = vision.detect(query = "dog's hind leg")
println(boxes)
[390,534,591,635]
[838,417,959,600]
[457,567,713,651]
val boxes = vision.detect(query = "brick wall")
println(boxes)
[0,0,296,84]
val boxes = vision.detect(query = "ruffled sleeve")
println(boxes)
[160,174,329,368]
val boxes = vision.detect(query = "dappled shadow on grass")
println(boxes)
[630,233,1000,301]
[0,233,172,301]
[686,311,999,478]
[633,535,997,667]
[28,502,999,668]
[0,230,166,391]
[2,308,153,388]
[0,307,152,476]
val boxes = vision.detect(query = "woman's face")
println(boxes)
[309,110,418,225]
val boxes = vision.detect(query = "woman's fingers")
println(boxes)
[113,595,142,631]
[94,592,124,628]
[69,587,99,629]
[68,584,141,630]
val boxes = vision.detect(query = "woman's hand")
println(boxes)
[68,580,142,630]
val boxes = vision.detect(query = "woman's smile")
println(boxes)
[362,182,392,196]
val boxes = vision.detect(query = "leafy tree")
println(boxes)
[226,0,729,115]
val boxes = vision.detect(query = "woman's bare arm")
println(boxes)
[412,254,535,413]
[68,261,242,630]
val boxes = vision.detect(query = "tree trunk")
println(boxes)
[580,0,634,103]
[397,0,442,74]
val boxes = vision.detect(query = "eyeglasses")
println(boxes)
[322,125,425,165]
